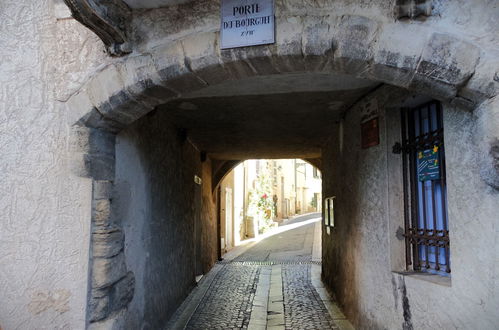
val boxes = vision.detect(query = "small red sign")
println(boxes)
[361,117,380,149]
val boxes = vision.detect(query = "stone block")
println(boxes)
[82,64,151,128]
[474,97,499,189]
[71,126,116,156]
[117,54,178,108]
[78,109,126,134]
[301,16,334,72]
[92,252,127,289]
[410,32,481,99]
[86,64,125,110]
[85,153,115,181]
[370,23,431,88]
[219,48,256,80]
[93,226,124,258]
[88,309,127,330]
[458,52,499,105]
[234,45,279,76]
[66,89,94,126]
[93,180,114,200]
[331,15,380,77]
[109,272,135,313]
[88,288,110,322]
[182,32,233,85]
[152,41,207,95]
[273,15,305,73]
[97,90,153,127]
[93,199,113,228]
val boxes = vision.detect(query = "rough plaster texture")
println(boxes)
[321,86,499,329]
[0,1,112,328]
[114,109,214,328]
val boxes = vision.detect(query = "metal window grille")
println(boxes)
[400,101,450,273]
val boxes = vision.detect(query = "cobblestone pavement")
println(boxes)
[186,264,260,329]
[178,213,344,330]
[282,265,338,330]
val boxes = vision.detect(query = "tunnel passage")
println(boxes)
[102,65,466,329]
[109,71,382,327]
[76,66,499,328]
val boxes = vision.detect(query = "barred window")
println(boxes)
[400,101,450,274]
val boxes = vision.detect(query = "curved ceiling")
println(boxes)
[184,73,377,98]
[158,73,380,160]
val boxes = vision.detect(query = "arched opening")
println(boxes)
[66,19,499,328]
[216,159,322,254]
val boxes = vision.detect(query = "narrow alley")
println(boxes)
[166,214,353,330]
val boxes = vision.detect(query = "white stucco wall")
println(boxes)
[0,1,111,328]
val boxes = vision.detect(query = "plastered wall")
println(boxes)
[114,109,218,328]
[321,87,499,329]
[0,1,112,328]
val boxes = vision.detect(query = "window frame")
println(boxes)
[400,101,451,274]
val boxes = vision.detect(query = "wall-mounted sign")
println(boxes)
[361,117,380,149]
[417,146,441,181]
[221,0,275,49]
[324,196,335,229]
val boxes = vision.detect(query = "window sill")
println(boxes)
[393,271,452,287]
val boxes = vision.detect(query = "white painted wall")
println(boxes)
[0,0,110,328]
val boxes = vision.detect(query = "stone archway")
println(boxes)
[66,12,499,327]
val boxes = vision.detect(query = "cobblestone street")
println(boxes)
[167,214,353,330]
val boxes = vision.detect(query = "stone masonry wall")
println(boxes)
[321,86,499,329]
[114,108,214,328]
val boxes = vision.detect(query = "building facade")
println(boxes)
[0,0,498,329]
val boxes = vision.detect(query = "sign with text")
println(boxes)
[221,0,274,49]
[417,146,441,181]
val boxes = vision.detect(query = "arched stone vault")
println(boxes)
[66,13,499,327]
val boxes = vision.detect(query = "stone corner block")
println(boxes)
[86,65,125,109]
[331,15,380,76]
[89,287,110,322]
[92,252,127,289]
[410,32,481,99]
[151,41,207,94]
[88,308,127,330]
[116,55,178,108]
[93,226,124,258]
[109,272,135,313]
[475,97,499,189]
[70,126,116,156]
[182,32,233,86]
[66,89,94,126]
[369,23,430,87]
[85,153,116,181]
[458,52,499,105]
[86,63,154,127]
[93,180,114,200]
[93,198,114,228]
